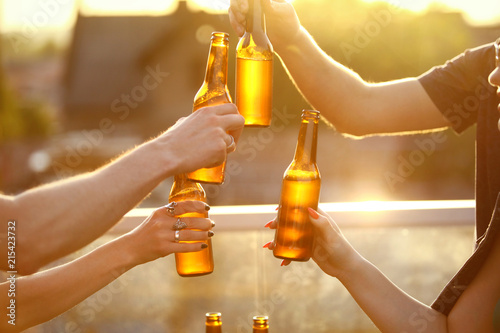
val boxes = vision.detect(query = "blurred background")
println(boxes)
[1,0,499,206]
[1,0,500,332]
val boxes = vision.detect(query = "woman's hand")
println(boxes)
[120,200,214,267]
[264,207,363,279]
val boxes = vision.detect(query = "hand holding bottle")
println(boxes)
[119,200,215,267]
[158,103,244,176]
[229,0,301,51]
[264,207,363,279]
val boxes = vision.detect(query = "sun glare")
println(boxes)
[362,0,500,25]
[81,0,177,16]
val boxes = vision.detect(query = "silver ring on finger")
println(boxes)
[226,135,236,152]
[165,201,177,217]
[174,230,180,243]
[172,218,188,231]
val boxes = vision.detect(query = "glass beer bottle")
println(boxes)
[205,312,222,333]
[169,173,214,277]
[235,0,273,127]
[188,32,232,184]
[252,316,269,332]
[273,110,321,261]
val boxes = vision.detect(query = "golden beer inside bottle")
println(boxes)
[169,175,214,277]
[236,57,273,127]
[173,211,213,277]
[273,170,320,261]
[187,32,231,184]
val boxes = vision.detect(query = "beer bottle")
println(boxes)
[205,312,222,333]
[169,174,214,277]
[235,0,274,127]
[252,315,269,332]
[273,110,321,261]
[188,32,232,184]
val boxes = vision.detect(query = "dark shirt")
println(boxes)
[418,42,500,315]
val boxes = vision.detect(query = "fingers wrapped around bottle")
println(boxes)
[129,201,215,262]
[158,201,214,253]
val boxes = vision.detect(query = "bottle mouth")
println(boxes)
[301,109,321,119]
[211,32,230,42]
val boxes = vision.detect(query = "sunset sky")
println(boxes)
[0,0,499,33]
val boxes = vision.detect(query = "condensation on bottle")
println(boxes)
[273,110,321,261]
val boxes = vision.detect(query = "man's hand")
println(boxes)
[229,0,302,51]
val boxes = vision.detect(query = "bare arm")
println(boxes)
[0,104,244,274]
[230,0,450,136]
[265,208,448,332]
[0,201,213,332]
[266,207,500,332]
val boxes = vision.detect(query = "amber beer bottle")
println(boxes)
[235,0,273,127]
[252,316,269,332]
[205,312,222,333]
[273,110,321,261]
[169,174,214,277]
[188,32,232,184]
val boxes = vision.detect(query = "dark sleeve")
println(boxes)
[418,43,495,134]
[431,193,500,315]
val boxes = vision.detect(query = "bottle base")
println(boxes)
[177,271,214,277]
[186,177,224,185]
[243,123,271,128]
[273,254,311,262]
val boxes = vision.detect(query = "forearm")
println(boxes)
[275,27,448,136]
[0,235,134,332]
[275,27,370,134]
[338,258,448,333]
[11,139,175,273]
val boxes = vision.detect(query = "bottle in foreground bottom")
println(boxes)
[253,315,269,332]
[205,312,222,333]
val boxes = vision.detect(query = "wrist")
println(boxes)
[336,254,369,286]
[141,136,181,181]
[106,234,140,272]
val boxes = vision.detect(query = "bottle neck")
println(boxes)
[293,111,319,164]
[205,312,222,333]
[246,0,265,33]
[204,33,229,88]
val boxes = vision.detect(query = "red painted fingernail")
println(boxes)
[263,241,272,248]
[308,207,319,219]
[264,221,273,228]
[280,260,287,266]
[275,206,279,211]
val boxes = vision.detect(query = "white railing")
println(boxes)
[107,200,475,235]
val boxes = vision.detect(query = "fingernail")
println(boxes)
[211,220,216,228]
[264,221,273,228]
[308,207,319,219]
[280,260,287,266]
[201,243,208,249]
[275,206,279,211]
[205,204,211,211]
[263,241,272,248]
[208,230,215,237]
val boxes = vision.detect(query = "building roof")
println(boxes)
[63,1,232,129]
